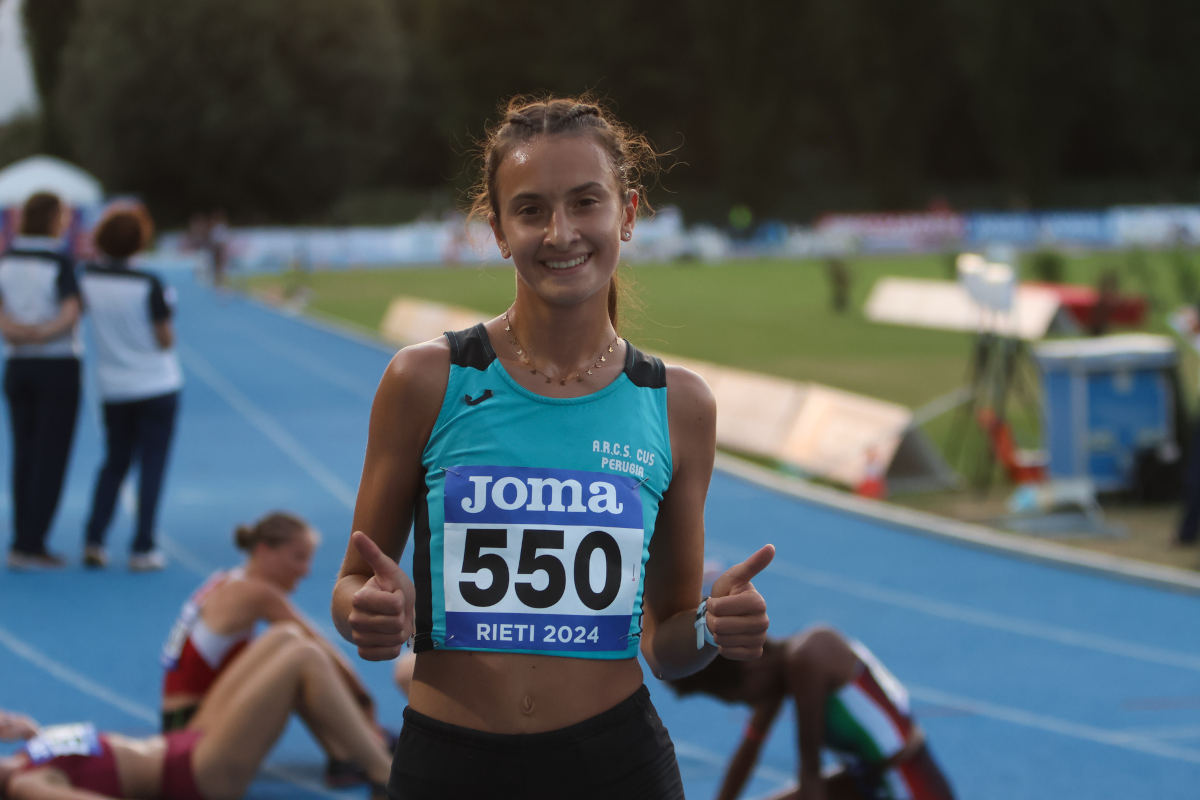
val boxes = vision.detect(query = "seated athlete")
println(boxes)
[665,625,956,800]
[0,624,391,800]
[161,510,385,786]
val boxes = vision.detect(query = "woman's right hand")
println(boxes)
[0,710,38,740]
[347,531,415,660]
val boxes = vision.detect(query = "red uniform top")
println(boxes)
[161,568,252,697]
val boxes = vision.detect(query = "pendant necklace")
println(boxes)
[503,308,618,385]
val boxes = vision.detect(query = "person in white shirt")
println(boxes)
[0,191,82,570]
[79,201,182,571]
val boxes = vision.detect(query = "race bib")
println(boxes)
[160,601,198,669]
[25,723,102,764]
[442,465,644,653]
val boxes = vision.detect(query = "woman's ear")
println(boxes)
[488,213,510,259]
[622,191,639,238]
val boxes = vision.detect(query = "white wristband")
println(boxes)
[694,597,718,649]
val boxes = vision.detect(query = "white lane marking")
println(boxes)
[715,453,1200,594]
[158,535,213,577]
[1112,724,1200,742]
[228,322,376,401]
[177,343,357,510]
[709,545,1200,673]
[910,685,1200,765]
[673,739,794,790]
[0,622,346,798]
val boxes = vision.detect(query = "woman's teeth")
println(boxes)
[545,254,588,269]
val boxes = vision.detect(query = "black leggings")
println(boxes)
[389,685,684,800]
[4,357,80,554]
[85,390,179,553]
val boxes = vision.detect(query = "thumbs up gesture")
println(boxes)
[703,544,774,660]
[347,531,416,661]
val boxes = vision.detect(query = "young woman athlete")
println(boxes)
[0,623,392,799]
[666,626,956,800]
[332,95,775,799]
[161,511,383,786]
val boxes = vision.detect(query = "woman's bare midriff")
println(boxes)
[408,650,644,733]
[108,733,167,797]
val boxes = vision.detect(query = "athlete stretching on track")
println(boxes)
[665,625,956,800]
[0,624,391,800]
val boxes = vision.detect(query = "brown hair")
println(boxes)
[93,202,155,259]
[234,511,311,551]
[467,95,663,329]
[19,191,63,236]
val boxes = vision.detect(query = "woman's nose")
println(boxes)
[543,208,577,248]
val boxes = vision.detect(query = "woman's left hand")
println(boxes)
[705,544,775,660]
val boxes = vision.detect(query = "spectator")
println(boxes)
[79,201,182,571]
[0,191,82,570]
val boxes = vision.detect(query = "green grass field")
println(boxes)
[242,248,1200,569]
[247,246,1198,425]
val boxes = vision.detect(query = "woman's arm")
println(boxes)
[640,366,773,680]
[0,300,37,345]
[0,711,37,740]
[24,297,80,344]
[7,771,116,800]
[152,319,174,349]
[716,697,784,800]
[230,580,376,709]
[331,341,447,659]
[640,366,718,679]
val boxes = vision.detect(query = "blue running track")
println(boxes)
[2,271,1198,799]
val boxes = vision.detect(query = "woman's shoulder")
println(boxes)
[662,362,715,415]
[378,336,453,404]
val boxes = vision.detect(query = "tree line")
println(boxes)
[4,0,1200,226]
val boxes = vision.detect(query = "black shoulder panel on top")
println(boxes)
[445,323,496,371]
[623,341,666,389]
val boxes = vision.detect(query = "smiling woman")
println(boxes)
[332,95,777,800]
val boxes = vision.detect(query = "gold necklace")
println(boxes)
[503,309,619,385]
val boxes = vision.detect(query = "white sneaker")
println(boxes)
[128,550,167,572]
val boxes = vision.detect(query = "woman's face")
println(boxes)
[489,134,636,310]
[255,529,317,593]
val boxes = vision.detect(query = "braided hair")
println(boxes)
[469,95,663,329]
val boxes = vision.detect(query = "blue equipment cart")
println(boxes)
[1033,334,1180,492]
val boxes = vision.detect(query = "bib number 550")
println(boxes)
[459,528,621,610]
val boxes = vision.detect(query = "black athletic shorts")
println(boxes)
[161,705,198,733]
[388,684,684,800]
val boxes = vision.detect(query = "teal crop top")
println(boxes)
[410,324,672,660]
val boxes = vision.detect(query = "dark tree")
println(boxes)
[54,0,406,222]
[20,0,81,156]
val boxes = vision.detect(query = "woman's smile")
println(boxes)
[543,253,590,270]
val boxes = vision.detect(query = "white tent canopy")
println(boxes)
[0,155,103,208]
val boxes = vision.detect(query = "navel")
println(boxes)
[520,694,535,715]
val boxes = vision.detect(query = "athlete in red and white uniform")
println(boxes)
[1,625,392,800]
[158,512,385,789]
[161,567,253,723]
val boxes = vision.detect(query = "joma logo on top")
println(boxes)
[460,475,625,515]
